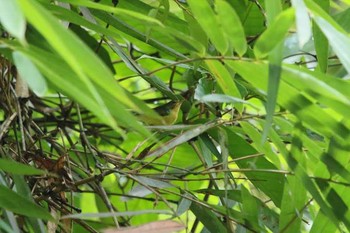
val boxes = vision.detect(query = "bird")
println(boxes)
[138,100,183,125]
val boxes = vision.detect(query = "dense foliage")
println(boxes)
[1,0,350,232]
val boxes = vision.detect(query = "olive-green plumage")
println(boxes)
[139,101,183,125]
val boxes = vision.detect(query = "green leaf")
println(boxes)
[176,194,192,216]
[0,0,26,43]
[312,0,330,73]
[291,0,312,48]
[216,0,247,56]
[226,60,350,144]
[187,0,228,54]
[0,159,46,175]
[254,8,295,59]
[205,60,241,98]
[279,176,307,232]
[312,16,350,74]
[12,51,47,95]
[0,185,53,220]
[210,127,285,207]
[58,0,163,26]
[190,201,227,233]
[241,186,260,230]
[17,0,144,131]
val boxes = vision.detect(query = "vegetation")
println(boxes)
[1,0,350,232]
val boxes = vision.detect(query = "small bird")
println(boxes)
[138,100,183,125]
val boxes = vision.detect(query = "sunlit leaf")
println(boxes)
[187,0,228,54]
[0,185,53,220]
[12,51,47,95]
[0,0,26,42]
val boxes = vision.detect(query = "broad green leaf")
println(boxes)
[190,201,227,233]
[0,185,53,220]
[321,139,350,182]
[0,220,15,233]
[58,0,163,26]
[259,2,286,143]
[282,65,350,118]
[210,127,285,207]
[291,0,312,48]
[240,121,281,167]
[279,176,307,233]
[216,0,247,56]
[47,4,186,59]
[312,0,330,73]
[3,41,150,136]
[241,186,260,231]
[184,12,208,53]
[0,159,46,175]
[146,120,221,158]
[287,123,342,229]
[16,0,153,136]
[12,51,47,96]
[187,0,228,54]
[205,60,241,98]
[310,212,338,233]
[312,16,350,74]
[254,8,295,59]
[132,176,174,189]
[17,0,143,130]
[176,195,192,216]
[0,0,26,43]
[226,60,350,143]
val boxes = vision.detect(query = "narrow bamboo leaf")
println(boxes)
[132,176,174,189]
[190,202,227,233]
[210,127,285,207]
[240,122,281,167]
[0,0,26,43]
[4,41,149,136]
[205,60,241,98]
[322,139,350,182]
[17,0,150,136]
[0,220,14,233]
[310,212,337,233]
[282,65,350,118]
[291,0,312,48]
[312,0,330,73]
[241,186,260,231]
[287,123,342,229]
[196,189,242,202]
[0,159,46,175]
[260,1,286,144]
[0,185,53,220]
[18,0,137,122]
[57,0,163,26]
[312,16,350,74]
[279,176,307,232]
[197,94,253,106]
[216,0,247,56]
[11,175,46,233]
[91,10,187,59]
[176,195,192,216]
[106,36,178,101]
[12,51,47,96]
[146,120,221,158]
[184,12,208,53]
[226,60,350,145]
[46,4,187,59]
[254,8,295,59]
[187,0,228,54]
